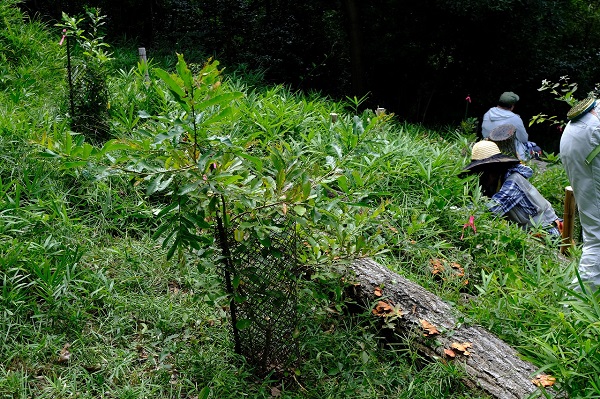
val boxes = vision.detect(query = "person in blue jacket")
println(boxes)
[482,92,541,160]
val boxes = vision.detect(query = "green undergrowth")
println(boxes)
[2,3,599,398]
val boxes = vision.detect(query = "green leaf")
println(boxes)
[360,350,369,364]
[38,150,60,158]
[154,68,187,103]
[155,126,184,144]
[331,143,342,158]
[293,205,307,216]
[178,181,201,196]
[146,175,163,196]
[276,169,285,191]
[235,151,263,171]
[338,175,348,193]
[100,139,132,154]
[175,54,193,94]
[271,248,282,258]
[302,179,312,199]
[234,229,245,242]
[258,236,271,247]
[81,143,98,158]
[63,161,88,169]
[197,92,244,111]
[152,220,174,240]
[356,235,366,252]
[306,236,318,248]
[207,196,219,213]
[166,236,180,260]
[198,387,210,399]
[161,226,179,249]
[207,135,233,146]
[202,106,234,126]
[372,202,386,218]
[157,175,174,192]
[236,319,251,330]
[270,150,284,170]
[63,131,73,154]
[215,175,243,185]
[186,211,211,229]
[232,275,241,289]
[351,170,364,187]
[156,201,179,217]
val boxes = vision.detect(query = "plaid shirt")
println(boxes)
[487,164,560,236]
[487,164,537,216]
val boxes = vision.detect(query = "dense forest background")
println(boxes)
[18,0,600,151]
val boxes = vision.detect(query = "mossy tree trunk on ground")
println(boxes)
[347,258,554,399]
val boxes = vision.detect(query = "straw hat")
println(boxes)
[461,141,520,174]
[567,97,596,120]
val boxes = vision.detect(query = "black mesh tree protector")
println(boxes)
[64,36,111,144]
[216,213,301,376]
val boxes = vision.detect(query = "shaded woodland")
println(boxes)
[20,0,600,150]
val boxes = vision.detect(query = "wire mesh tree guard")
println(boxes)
[64,36,111,143]
[216,213,301,376]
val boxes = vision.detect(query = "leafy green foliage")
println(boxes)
[530,76,587,129]
[523,285,600,397]
[57,8,113,143]
[2,3,600,397]
[530,75,600,133]
[44,54,395,266]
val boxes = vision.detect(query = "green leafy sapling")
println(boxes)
[530,75,599,129]
[38,54,389,269]
[56,9,113,142]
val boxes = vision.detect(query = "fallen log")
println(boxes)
[347,257,555,399]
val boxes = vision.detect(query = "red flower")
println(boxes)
[59,29,67,46]
[460,215,476,240]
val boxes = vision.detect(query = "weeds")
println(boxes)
[0,2,596,397]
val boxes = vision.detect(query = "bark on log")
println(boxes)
[348,258,554,399]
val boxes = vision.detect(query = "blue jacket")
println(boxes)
[482,107,529,160]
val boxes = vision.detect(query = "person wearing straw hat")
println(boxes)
[482,92,539,161]
[560,97,600,292]
[462,140,562,236]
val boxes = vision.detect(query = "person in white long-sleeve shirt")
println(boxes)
[482,91,539,161]
[560,97,600,293]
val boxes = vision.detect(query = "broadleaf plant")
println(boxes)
[40,54,389,267]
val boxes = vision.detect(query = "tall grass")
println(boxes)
[1,2,598,398]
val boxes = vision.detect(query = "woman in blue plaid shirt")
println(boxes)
[462,140,562,237]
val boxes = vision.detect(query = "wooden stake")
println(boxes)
[330,113,338,123]
[138,47,150,82]
[66,36,75,118]
[561,186,576,254]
